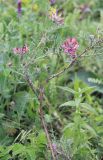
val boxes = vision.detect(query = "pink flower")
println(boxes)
[62,38,79,58]
[13,44,29,55]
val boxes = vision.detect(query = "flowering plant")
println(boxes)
[0,1,103,160]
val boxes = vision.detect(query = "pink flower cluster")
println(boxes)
[62,38,79,58]
[13,44,29,55]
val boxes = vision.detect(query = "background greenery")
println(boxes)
[0,0,103,159]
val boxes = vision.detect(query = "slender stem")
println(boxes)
[24,70,56,160]
[25,72,38,97]
[39,86,56,160]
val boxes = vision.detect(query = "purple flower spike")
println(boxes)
[18,0,22,16]
[50,0,56,5]
[62,38,79,58]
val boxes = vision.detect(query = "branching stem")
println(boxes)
[46,38,103,82]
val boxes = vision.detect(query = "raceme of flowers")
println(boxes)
[62,38,79,58]
[13,44,29,55]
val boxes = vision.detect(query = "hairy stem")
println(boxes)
[39,86,56,160]
[24,71,56,160]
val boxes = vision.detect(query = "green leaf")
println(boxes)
[44,114,53,123]
[80,86,95,94]
[80,103,98,115]
[60,101,76,107]
[26,148,36,160]
[63,123,74,132]
[10,143,25,157]
[14,91,30,118]
[83,124,97,137]
[57,86,77,94]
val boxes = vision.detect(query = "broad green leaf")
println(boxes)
[83,124,97,137]
[80,86,95,94]
[60,101,76,107]
[57,86,77,94]
[80,103,97,115]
